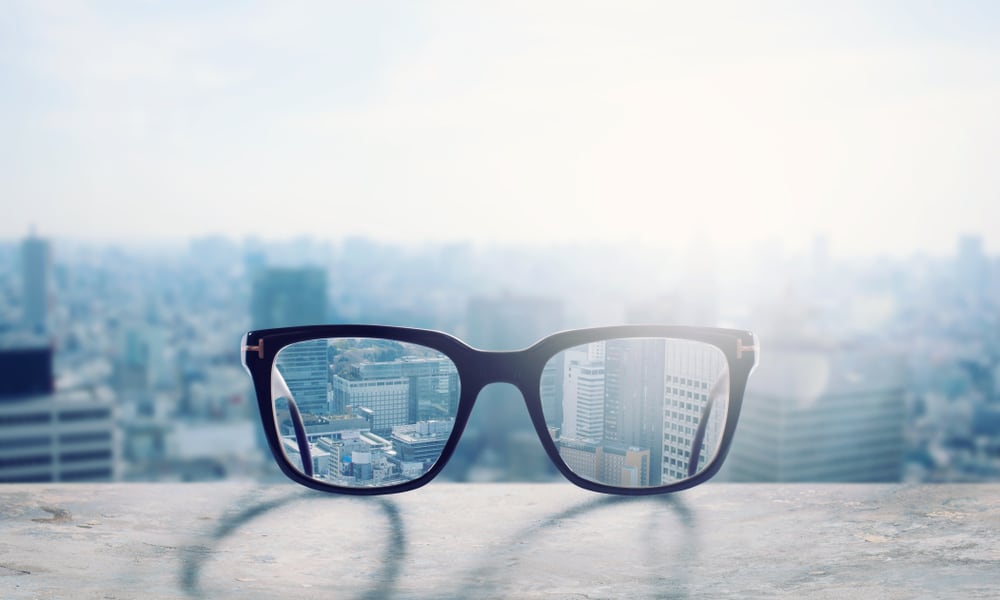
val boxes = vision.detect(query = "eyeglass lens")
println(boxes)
[542,338,729,488]
[272,338,460,488]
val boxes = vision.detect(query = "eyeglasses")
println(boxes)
[241,325,759,495]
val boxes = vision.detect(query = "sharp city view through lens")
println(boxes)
[2,3,1000,487]
[272,338,458,487]
[544,339,728,488]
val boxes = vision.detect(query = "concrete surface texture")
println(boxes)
[0,483,998,599]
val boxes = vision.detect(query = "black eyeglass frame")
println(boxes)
[242,324,758,496]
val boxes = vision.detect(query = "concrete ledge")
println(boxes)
[0,483,998,599]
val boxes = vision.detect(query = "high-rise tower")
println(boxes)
[250,267,327,330]
[251,267,329,414]
[603,338,667,485]
[21,234,50,335]
[723,341,906,482]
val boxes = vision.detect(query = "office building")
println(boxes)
[547,337,725,486]
[279,436,332,478]
[331,357,458,435]
[603,338,667,485]
[274,339,330,415]
[278,414,371,444]
[1,342,117,482]
[250,267,327,330]
[0,390,117,483]
[723,340,906,482]
[560,343,606,441]
[0,339,54,397]
[557,438,650,488]
[660,339,728,483]
[391,418,454,467]
[315,435,393,484]
[252,267,329,415]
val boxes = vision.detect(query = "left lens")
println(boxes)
[272,337,460,488]
[540,337,730,489]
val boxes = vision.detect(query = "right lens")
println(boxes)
[541,337,730,489]
[272,337,460,488]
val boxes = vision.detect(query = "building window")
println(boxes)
[58,409,111,423]
[0,454,52,468]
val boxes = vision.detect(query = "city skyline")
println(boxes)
[3,3,1000,256]
[2,224,999,484]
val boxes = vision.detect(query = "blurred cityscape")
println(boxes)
[1,232,998,484]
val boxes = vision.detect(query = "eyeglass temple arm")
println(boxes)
[271,366,314,477]
[687,371,727,478]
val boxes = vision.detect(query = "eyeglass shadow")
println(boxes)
[178,489,406,600]
[453,494,697,600]
[178,488,697,600]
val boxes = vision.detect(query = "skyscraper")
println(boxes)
[550,336,727,486]
[560,342,606,440]
[20,234,50,335]
[659,339,728,483]
[273,339,330,415]
[250,267,327,330]
[331,357,458,435]
[252,267,329,414]
[603,338,666,485]
[723,341,906,482]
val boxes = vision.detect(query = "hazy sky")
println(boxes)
[2,1,998,256]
